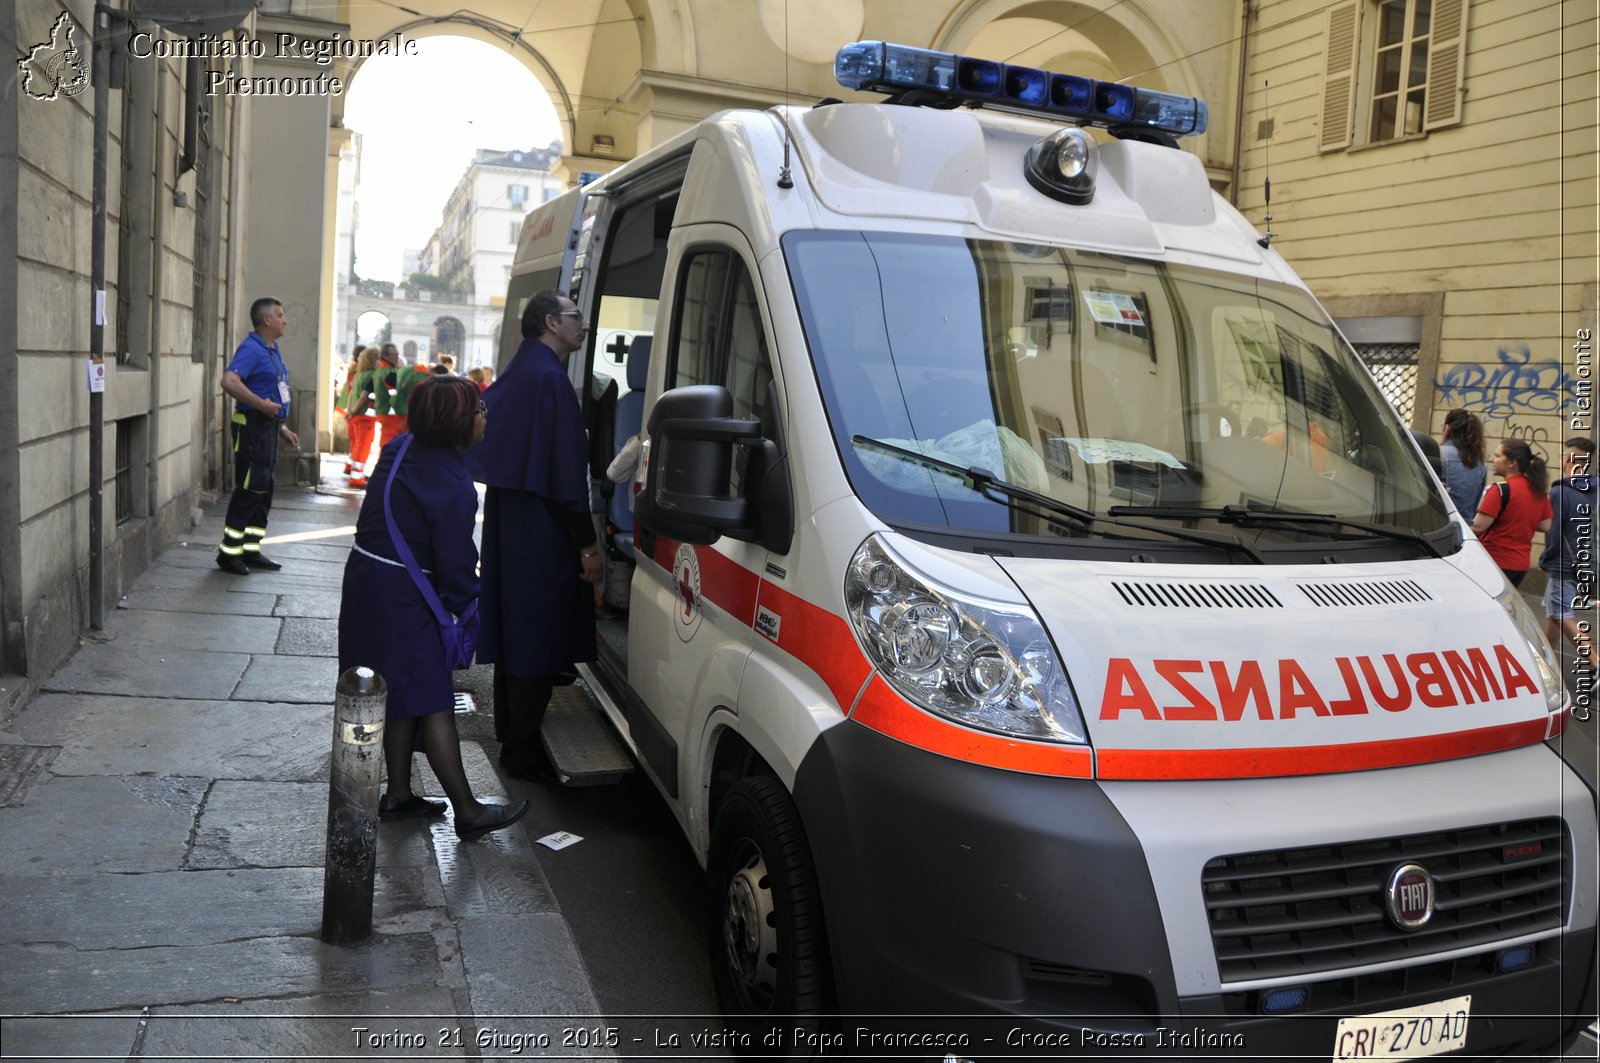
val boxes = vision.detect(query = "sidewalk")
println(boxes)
[0,473,606,1059]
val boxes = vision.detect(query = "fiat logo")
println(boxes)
[1385,863,1436,930]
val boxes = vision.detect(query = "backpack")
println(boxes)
[1482,481,1511,531]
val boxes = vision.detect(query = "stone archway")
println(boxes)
[355,310,392,349]
[336,2,650,183]
[433,316,466,358]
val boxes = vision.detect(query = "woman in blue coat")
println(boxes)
[338,376,528,841]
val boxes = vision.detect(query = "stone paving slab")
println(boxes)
[0,773,206,875]
[277,617,338,657]
[118,561,247,593]
[5,694,331,782]
[0,866,438,950]
[432,817,559,919]
[43,643,252,701]
[190,780,436,871]
[214,568,349,595]
[0,1010,146,1060]
[273,590,345,619]
[116,585,282,616]
[133,986,468,1061]
[234,654,341,704]
[97,610,284,655]
[458,914,601,1023]
[0,932,443,1015]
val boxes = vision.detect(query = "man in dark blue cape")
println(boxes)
[467,291,603,780]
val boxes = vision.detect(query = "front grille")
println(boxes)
[1202,818,1569,983]
[1109,581,1283,609]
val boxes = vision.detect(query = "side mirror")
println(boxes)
[637,386,760,545]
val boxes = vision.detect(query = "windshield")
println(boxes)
[785,231,1450,551]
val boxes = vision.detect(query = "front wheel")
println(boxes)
[707,775,830,1044]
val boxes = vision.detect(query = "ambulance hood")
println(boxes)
[991,554,1559,780]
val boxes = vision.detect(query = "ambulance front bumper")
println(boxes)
[791,720,1598,1058]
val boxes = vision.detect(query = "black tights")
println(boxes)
[383,710,482,820]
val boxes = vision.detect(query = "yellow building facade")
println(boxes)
[1234,0,1594,471]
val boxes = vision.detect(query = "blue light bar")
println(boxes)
[1131,88,1209,136]
[835,40,1209,139]
[836,41,954,93]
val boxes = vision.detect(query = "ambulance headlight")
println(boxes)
[846,536,1087,744]
[1024,127,1098,205]
[1494,581,1566,713]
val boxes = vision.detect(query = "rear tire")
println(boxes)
[707,775,830,1053]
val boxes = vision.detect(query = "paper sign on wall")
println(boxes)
[1084,290,1145,326]
[87,358,106,393]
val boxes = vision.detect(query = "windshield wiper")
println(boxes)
[852,435,1265,563]
[1106,503,1447,559]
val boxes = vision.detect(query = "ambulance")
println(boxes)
[501,41,1598,1058]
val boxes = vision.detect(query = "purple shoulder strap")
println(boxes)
[381,435,452,627]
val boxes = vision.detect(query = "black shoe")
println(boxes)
[216,554,250,575]
[242,554,282,570]
[455,799,530,841]
[499,751,561,786]
[378,793,448,820]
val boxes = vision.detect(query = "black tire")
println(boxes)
[707,775,831,1051]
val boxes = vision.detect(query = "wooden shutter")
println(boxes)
[1424,0,1468,130]
[1319,1,1360,151]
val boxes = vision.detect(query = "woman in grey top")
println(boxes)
[1439,407,1487,517]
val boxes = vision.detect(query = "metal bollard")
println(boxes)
[321,666,386,944]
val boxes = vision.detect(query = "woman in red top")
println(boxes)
[1470,438,1552,586]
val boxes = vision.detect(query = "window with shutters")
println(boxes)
[1318,0,1468,152]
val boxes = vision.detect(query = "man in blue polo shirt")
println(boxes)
[216,297,300,574]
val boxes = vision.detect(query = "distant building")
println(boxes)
[431,144,564,307]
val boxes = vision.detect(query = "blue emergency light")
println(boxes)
[835,40,1207,139]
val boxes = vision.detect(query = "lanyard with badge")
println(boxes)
[269,344,290,417]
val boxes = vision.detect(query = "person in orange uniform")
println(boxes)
[345,346,381,488]
[374,343,426,444]
[334,357,358,479]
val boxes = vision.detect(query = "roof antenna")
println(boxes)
[777,0,794,188]
[1257,78,1275,249]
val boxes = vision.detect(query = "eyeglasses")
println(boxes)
[554,309,585,321]
[477,401,488,415]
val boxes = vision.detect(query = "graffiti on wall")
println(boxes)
[1434,345,1583,459]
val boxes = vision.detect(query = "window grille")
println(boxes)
[1353,342,1419,423]
[114,419,136,524]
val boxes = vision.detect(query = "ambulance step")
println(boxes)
[541,684,634,786]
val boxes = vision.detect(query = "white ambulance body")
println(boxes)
[503,41,1597,1057]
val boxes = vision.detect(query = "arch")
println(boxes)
[624,0,695,72]
[337,14,581,160]
[575,0,648,161]
[932,0,1201,96]
[433,316,466,357]
[355,310,392,347]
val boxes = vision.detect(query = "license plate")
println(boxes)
[1333,995,1471,1061]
